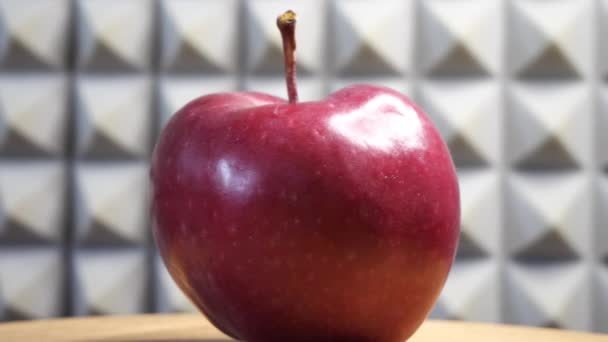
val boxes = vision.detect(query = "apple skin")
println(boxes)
[151,85,460,342]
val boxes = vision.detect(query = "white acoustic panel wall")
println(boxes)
[0,0,70,70]
[75,0,154,71]
[0,0,606,334]
[159,0,239,73]
[72,249,149,315]
[0,248,65,320]
[75,76,153,159]
[0,75,69,157]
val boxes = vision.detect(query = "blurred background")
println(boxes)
[0,0,606,334]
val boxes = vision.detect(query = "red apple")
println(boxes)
[151,11,460,342]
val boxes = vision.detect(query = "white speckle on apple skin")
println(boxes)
[227,225,237,234]
[347,252,357,261]
[289,193,298,202]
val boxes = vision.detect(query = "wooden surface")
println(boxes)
[0,314,605,342]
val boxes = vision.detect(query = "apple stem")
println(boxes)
[277,10,299,104]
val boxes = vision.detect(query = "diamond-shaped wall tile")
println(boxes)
[155,256,197,313]
[0,74,68,157]
[73,249,148,315]
[159,0,237,73]
[0,0,70,70]
[246,0,324,75]
[158,76,238,127]
[75,76,152,159]
[603,1,608,78]
[508,0,592,79]
[73,163,148,246]
[457,169,500,258]
[244,77,324,102]
[594,265,608,333]
[0,247,64,320]
[598,87,608,169]
[506,172,590,261]
[419,80,500,166]
[419,0,500,77]
[595,177,608,261]
[331,0,410,76]
[505,262,591,330]
[507,82,590,169]
[431,259,500,322]
[0,161,66,243]
[75,0,153,71]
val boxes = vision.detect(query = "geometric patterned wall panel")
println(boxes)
[75,77,153,159]
[508,0,592,80]
[419,80,500,167]
[0,0,606,334]
[75,0,154,71]
[431,259,501,322]
[0,0,70,70]
[0,248,65,320]
[507,83,590,170]
[159,0,238,73]
[504,262,591,330]
[595,265,608,332]
[0,161,66,243]
[505,172,590,261]
[332,0,409,76]
[0,75,69,157]
[73,162,149,245]
[72,249,148,315]
[419,0,500,78]
[603,1,608,79]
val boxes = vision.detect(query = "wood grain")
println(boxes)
[0,314,605,342]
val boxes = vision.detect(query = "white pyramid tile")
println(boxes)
[332,0,410,76]
[74,249,147,315]
[595,177,608,260]
[603,1,608,78]
[74,163,148,245]
[420,80,500,166]
[0,162,65,243]
[506,172,590,260]
[0,197,5,236]
[509,0,592,78]
[598,87,608,168]
[159,0,238,72]
[330,79,410,98]
[594,266,608,333]
[505,262,591,330]
[76,0,153,70]
[75,76,152,158]
[432,259,500,322]
[457,169,500,257]
[507,82,590,169]
[246,0,325,75]
[244,77,324,103]
[0,248,63,319]
[0,74,68,156]
[156,257,197,313]
[158,76,238,127]
[0,0,70,69]
[419,0,500,77]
